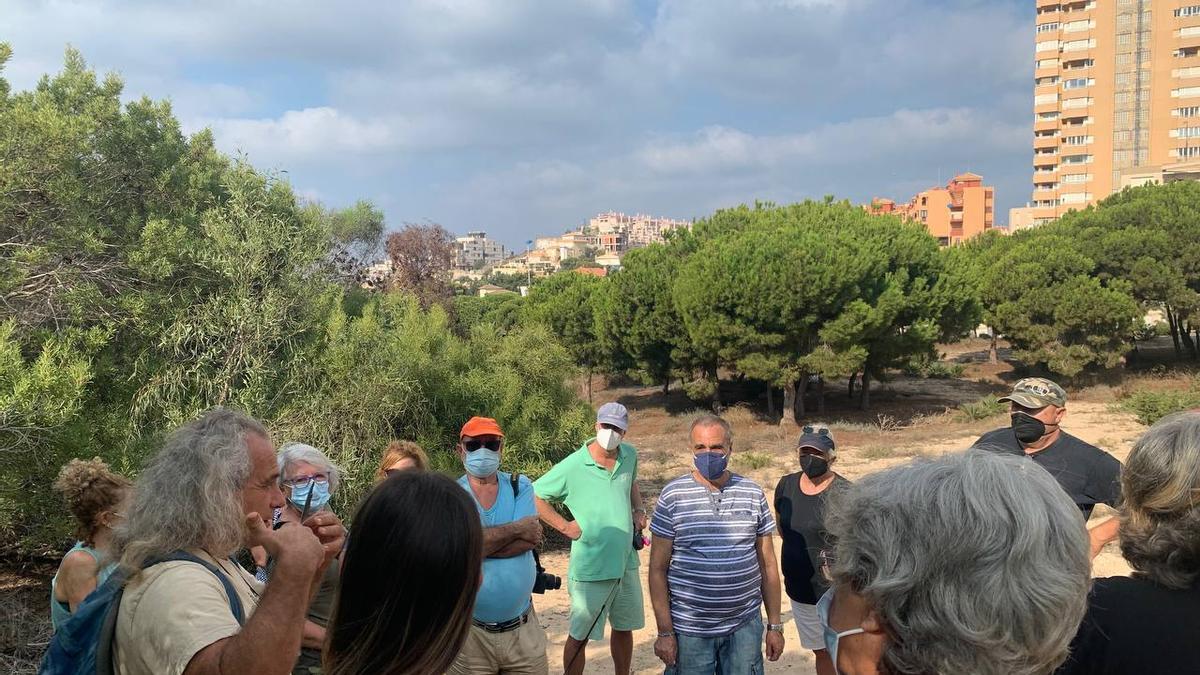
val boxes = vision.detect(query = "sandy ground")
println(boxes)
[528,386,1146,674]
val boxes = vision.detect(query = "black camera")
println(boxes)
[531,549,561,594]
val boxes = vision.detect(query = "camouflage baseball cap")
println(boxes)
[998,377,1067,409]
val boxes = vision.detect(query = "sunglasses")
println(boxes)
[803,426,830,436]
[463,439,502,452]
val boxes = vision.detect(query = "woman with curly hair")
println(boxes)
[1058,412,1200,674]
[50,457,131,630]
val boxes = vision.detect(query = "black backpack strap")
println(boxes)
[510,471,520,498]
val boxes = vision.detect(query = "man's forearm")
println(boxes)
[649,537,674,633]
[758,539,782,624]
[482,521,526,556]
[185,561,313,675]
[489,539,537,558]
[1088,517,1121,559]
[535,496,571,533]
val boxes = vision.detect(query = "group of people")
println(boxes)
[46,377,1200,675]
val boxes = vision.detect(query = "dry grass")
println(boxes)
[0,574,50,675]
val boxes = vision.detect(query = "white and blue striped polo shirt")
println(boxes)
[650,472,775,637]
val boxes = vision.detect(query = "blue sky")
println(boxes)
[4,0,1035,249]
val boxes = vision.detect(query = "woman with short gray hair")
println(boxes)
[820,449,1091,675]
[1058,412,1200,674]
[275,442,344,675]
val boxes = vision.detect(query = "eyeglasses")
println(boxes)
[803,426,830,436]
[818,549,836,582]
[463,439,502,452]
[283,474,329,489]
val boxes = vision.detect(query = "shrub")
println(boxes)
[1116,389,1200,425]
[956,395,1007,422]
[904,356,965,379]
[736,451,773,471]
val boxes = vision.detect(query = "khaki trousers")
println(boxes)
[448,607,549,675]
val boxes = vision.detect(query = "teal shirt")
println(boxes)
[50,541,117,631]
[534,441,638,581]
[459,471,538,623]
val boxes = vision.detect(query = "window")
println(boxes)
[1060,192,1092,204]
[1062,135,1093,145]
[1063,38,1096,51]
[920,210,928,219]
[1173,86,1200,98]
[1038,111,1061,121]
[1175,106,1200,117]
[1037,58,1060,69]
[1175,67,1200,78]
[1062,115,1092,126]
[1180,26,1200,38]
[1062,154,1092,164]
[1171,127,1200,138]
[1118,32,1133,46]
[1035,93,1059,104]
[1064,78,1093,89]
[1037,40,1060,52]
[1176,5,1200,17]
[1037,22,1060,33]
[1063,20,1094,32]
[1035,129,1059,138]
[1037,76,1060,86]
[1176,146,1200,159]
[1114,130,1133,142]
[1063,97,1093,109]
[1061,173,1091,184]
[1177,47,1200,58]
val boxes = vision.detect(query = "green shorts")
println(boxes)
[567,565,645,641]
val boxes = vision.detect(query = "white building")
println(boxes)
[456,231,508,270]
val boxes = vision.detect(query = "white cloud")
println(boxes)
[195,107,405,163]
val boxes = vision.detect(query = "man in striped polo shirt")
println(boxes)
[648,414,785,674]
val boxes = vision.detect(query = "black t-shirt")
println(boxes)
[974,428,1121,519]
[773,473,849,605]
[1057,576,1200,675]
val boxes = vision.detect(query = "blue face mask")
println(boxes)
[817,588,865,674]
[464,448,501,478]
[693,451,729,480]
[289,480,331,512]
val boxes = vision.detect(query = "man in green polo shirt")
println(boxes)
[534,401,646,675]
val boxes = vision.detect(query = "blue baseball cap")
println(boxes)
[797,426,836,457]
[596,402,629,432]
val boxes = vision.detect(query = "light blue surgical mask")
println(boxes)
[288,480,331,512]
[464,448,501,478]
[817,588,865,674]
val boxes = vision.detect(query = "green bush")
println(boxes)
[956,395,1007,422]
[904,356,965,379]
[1116,389,1200,425]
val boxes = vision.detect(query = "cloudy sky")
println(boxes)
[4,0,1034,248]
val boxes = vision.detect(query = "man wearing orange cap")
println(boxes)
[450,416,549,675]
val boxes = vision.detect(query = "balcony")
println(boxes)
[1034,118,1060,133]
[1036,0,1060,8]
[1035,135,1060,149]
[1034,155,1059,169]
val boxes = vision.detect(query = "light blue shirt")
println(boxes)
[458,471,537,623]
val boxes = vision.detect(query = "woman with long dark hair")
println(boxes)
[325,470,483,675]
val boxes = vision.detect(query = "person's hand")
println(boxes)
[518,516,544,546]
[302,510,347,565]
[654,634,677,666]
[245,512,323,575]
[765,629,785,662]
[562,521,583,540]
[249,545,268,568]
[633,511,648,532]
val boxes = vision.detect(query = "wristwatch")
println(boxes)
[766,623,784,633]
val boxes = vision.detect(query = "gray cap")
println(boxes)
[597,402,629,432]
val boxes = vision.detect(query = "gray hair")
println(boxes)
[277,442,341,495]
[1120,411,1200,589]
[825,449,1090,675]
[689,414,732,445]
[113,407,269,571]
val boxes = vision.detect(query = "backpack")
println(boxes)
[39,550,246,675]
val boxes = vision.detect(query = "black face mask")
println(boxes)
[800,454,829,479]
[1011,412,1048,444]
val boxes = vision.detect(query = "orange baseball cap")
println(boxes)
[460,416,505,439]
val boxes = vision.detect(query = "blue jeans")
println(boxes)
[666,615,764,675]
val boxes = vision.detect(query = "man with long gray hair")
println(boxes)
[111,407,346,675]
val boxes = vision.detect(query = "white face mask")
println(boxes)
[596,427,623,451]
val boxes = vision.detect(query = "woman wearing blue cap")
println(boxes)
[773,427,849,675]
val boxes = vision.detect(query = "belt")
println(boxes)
[473,608,531,633]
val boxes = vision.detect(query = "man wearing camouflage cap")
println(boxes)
[974,377,1121,559]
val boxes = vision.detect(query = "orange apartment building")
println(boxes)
[868,173,996,245]
[1014,0,1200,227]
